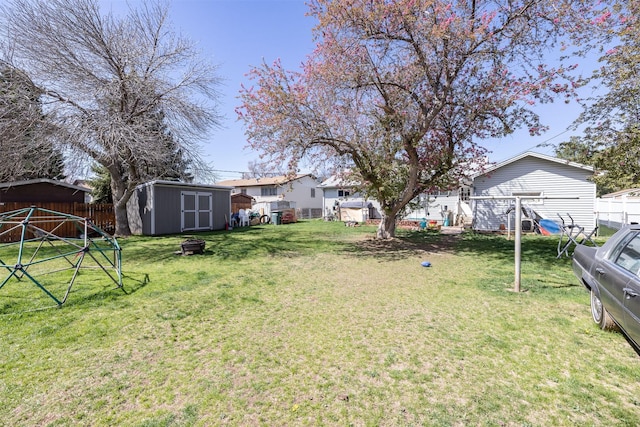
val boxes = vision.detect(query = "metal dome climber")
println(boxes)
[0,206,123,308]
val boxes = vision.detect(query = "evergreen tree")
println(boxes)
[87,164,113,204]
[591,128,640,196]
[555,136,600,166]
[140,109,194,182]
[0,62,66,181]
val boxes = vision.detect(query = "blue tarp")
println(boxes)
[539,219,562,234]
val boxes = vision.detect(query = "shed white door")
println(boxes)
[181,191,213,231]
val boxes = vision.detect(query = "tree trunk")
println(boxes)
[110,172,133,236]
[113,200,131,236]
[376,214,396,239]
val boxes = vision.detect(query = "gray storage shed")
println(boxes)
[127,180,232,235]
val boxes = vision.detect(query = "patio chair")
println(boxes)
[238,209,250,227]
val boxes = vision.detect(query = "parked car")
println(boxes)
[572,224,640,349]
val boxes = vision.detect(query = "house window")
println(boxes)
[512,191,543,204]
[241,189,247,195]
[311,188,316,198]
[261,186,278,197]
[338,189,350,197]
[460,187,471,202]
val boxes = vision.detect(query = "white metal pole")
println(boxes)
[470,195,578,292]
[514,196,522,292]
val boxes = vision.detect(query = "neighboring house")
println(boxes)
[317,175,382,221]
[0,178,91,203]
[217,174,322,218]
[318,174,473,225]
[402,187,473,226]
[126,180,232,235]
[471,151,596,232]
[600,188,640,199]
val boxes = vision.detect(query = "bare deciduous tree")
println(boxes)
[241,160,288,179]
[1,0,222,235]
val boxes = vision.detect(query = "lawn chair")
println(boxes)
[578,224,599,247]
[556,213,598,258]
[556,213,582,257]
[238,209,250,227]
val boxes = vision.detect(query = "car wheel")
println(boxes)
[591,289,617,331]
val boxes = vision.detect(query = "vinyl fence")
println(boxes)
[595,197,640,230]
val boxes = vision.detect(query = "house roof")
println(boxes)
[217,174,312,188]
[0,178,91,193]
[317,174,359,189]
[601,188,640,198]
[473,151,594,179]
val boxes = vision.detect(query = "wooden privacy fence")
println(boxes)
[0,202,115,242]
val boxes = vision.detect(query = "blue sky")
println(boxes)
[166,1,317,181]
[106,0,595,181]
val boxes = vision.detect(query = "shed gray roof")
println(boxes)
[340,201,372,208]
[136,180,233,191]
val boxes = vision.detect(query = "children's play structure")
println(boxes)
[0,207,122,309]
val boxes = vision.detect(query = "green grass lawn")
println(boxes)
[1,221,639,426]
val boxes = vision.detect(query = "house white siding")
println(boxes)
[472,153,596,232]
[318,183,382,221]
[319,175,472,224]
[217,175,322,218]
[402,189,471,225]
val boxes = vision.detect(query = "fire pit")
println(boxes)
[181,239,206,255]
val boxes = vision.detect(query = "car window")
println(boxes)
[608,230,638,262]
[613,232,640,276]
